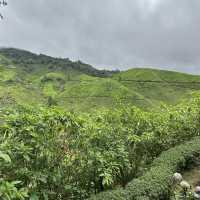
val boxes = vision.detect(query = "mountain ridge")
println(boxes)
[1,47,199,76]
[0,47,118,78]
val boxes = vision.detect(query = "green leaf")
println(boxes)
[30,193,39,200]
[0,151,11,163]
[11,181,22,185]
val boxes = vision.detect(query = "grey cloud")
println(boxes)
[0,0,200,74]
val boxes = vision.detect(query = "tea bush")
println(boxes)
[89,136,200,200]
[1,96,200,199]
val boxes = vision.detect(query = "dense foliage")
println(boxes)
[89,137,200,200]
[0,96,200,199]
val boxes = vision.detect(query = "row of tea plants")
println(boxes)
[1,96,200,199]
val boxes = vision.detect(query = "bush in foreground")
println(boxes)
[89,136,200,200]
[1,96,200,199]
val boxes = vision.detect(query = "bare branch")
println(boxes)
[0,0,7,20]
[0,0,7,6]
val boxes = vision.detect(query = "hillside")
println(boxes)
[114,68,200,106]
[0,48,200,111]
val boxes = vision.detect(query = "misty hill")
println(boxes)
[0,48,200,111]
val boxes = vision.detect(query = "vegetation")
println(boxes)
[0,48,200,111]
[90,136,200,200]
[0,94,200,199]
[1,48,200,199]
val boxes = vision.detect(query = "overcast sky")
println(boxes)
[0,0,200,73]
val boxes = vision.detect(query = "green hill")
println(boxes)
[114,68,200,106]
[0,48,200,111]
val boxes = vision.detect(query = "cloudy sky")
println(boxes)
[0,0,200,73]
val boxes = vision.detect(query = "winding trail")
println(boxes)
[183,166,200,187]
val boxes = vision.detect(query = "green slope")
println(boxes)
[114,68,200,81]
[0,48,200,111]
[113,68,200,106]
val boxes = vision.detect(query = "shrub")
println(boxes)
[89,137,200,200]
[1,96,200,199]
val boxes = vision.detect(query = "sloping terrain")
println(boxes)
[113,68,200,106]
[0,48,200,111]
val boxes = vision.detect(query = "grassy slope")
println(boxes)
[0,49,200,111]
[113,68,200,106]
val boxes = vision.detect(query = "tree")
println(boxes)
[0,0,7,19]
